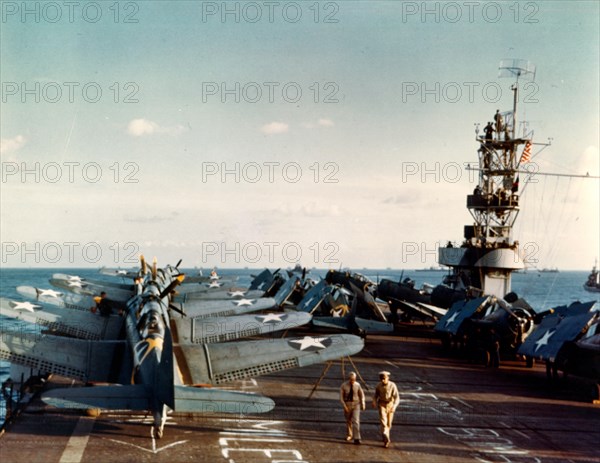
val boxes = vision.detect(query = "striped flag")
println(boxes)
[520,141,532,163]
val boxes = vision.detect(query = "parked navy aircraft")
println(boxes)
[294,280,393,335]
[0,260,364,437]
[378,278,447,322]
[16,285,107,312]
[518,301,599,383]
[434,296,495,350]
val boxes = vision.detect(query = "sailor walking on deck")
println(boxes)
[340,372,365,444]
[372,371,400,448]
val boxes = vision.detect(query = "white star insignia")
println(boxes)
[11,301,41,312]
[67,281,85,288]
[38,289,62,298]
[302,296,315,309]
[67,275,83,282]
[117,270,127,275]
[445,312,458,326]
[534,329,555,351]
[256,313,285,323]
[207,281,222,288]
[289,336,329,350]
[228,290,246,297]
[235,299,254,307]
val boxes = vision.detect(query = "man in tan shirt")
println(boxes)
[340,372,365,444]
[372,370,400,448]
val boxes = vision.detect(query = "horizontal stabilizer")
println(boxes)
[42,385,151,410]
[174,386,274,414]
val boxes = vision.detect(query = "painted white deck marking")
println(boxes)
[59,417,95,463]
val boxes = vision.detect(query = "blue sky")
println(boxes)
[1,1,598,269]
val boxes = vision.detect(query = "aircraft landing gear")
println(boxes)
[152,405,167,439]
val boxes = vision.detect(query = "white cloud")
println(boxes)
[318,118,334,127]
[302,118,335,129]
[276,202,341,217]
[261,121,289,135]
[0,135,26,155]
[127,118,186,137]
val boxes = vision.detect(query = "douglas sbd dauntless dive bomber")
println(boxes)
[0,257,364,438]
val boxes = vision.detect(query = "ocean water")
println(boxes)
[1,267,598,424]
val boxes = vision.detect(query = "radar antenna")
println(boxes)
[498,59,536,139]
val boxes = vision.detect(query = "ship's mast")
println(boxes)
[438,60,538,299]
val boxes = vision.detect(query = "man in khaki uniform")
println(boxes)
[340,372,365,444]
[372,370,399,448]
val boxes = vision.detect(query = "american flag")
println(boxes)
[520,141,532,163]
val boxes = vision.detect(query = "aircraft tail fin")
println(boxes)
[156,327,175,410]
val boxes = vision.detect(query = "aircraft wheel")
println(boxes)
[525,357,534,368]
[440,335,451,351]
[546,362,559,381]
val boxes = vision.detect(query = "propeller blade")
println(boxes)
[169,303,186,317]
[159,274,186,299]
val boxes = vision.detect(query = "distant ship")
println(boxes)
[583,262,600,293]
[415,266,447,272]
[539,268,559,273]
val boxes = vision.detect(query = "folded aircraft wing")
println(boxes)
[172,312,312,344]
[16,285,95,311]
[0,297,123,340]
[172,297,277,318]
[49,274,134,302]
[517,301,598,360]
[98,268,139,279]
[355,317,394,333]
[434,297,492,335]
[0,330,128,383]
[416,302,448,319]
[176,334,364,385]
[174,289,265,302]
[296,280,330,313]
